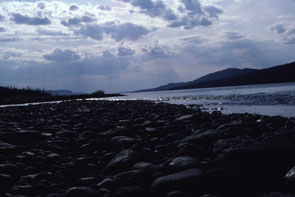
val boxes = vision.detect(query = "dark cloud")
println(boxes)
[97,5,112,11]
[143,46,167,57]
[269,23,295,45]
[11,13,51,26]
[37,2,46,9]
[269,23,286,34]
[121,0,223,29]
[37,29,68,36]
[0,27,6,32]
[204,5,223,19]
[123,0,177,20]
[3,52,22,60]
[102,50,114,57]
[117,47,136,56]
[104,22,150,42]
[43,48,80,62]
[225,32,244,40]
[61,16,96,26]
[69,5,79,11]
[181,36,204,44]
[75,24,104,40]
[0,14,5,21]
[0,38,20,42]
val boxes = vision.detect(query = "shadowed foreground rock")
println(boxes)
[0,100,295,196]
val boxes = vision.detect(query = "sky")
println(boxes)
[0,0,295,93]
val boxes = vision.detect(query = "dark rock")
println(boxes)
[114,170,151,187]
[284,165,295,192]
[113,186,147,197]
[0,164,20,180]
[164,191,190,197]
[104,149,140,174]
[168,156,200,171]
[150,168,204,196]
[133,162,163,173]
[0,174,14,193]
[202,168,263,195]
[65,187,100,197]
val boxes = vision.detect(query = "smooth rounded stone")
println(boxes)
[79,177,97,185]
[202,168,261,195]
[114,170,151,187]
[47,153,64,162]
[0,132,17,144]
[150,168,204,196]
[176,143,202,158]
[168,156,200,171]
[112,136,145,150]
[174,115,194,121]
[284,165,295,192]
[0,164,20,180]
[164,191,190,197]
[17,130,44,142]
[161,133,186,144]
[65,187,100,197]
[0,174,14,193]
[97,178,117,190]
[212,137,253,155]
[0,142,16,153]
[113,186,147,197]
[132,162,163,173]
[104,149,140,174]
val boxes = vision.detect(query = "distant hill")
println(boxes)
[46,90,73,96]
[171,62,295,90]
[134,68,256,93]
[46,90,87,96]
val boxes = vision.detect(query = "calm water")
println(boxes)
[101,83,295,118]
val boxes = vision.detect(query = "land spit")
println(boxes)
[1,100,295,197]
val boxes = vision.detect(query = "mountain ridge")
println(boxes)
[171,62,295,90]
[134,67,257,93]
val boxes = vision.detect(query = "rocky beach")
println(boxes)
[1,100,295,197]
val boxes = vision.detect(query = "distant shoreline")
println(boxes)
[0,93,124,106]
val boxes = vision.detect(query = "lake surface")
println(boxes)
[101,83,295,118]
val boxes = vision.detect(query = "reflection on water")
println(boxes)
[100,83,295,118]
[1,83,295,118]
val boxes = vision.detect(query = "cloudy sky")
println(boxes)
[0,0,295,93]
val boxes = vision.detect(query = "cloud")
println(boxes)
[0,38,20,42]
[117,47,136,56]
[122,0,223,29]
[37,2,46,9]
[181,36,204,44]
[37,28,68,36]
[104,22,150,42]
[269,23,295,45]
[204,5,223,19]
[69,4,79,11]
[0,27,6,32]
[11,13,51,26]
[269,23,286,34]
[142,46,169,58]
[43,48,80,62]
[102,50,114,57]
[0,14,5,21]
[97,5,112,11]
[182,38,295,68]
[75,24,104,40]
[225,32,244,40]
[61,15,96,26]
[3,52,22,60]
